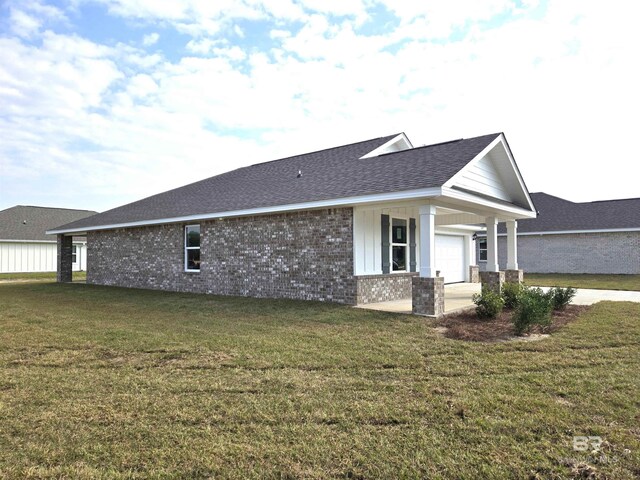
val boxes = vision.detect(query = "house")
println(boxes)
[48,132,537,316]
[0,206,97,273]
[476,192,640,274]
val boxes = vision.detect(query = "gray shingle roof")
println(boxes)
[53,132,502,232]
[0,206,98,241]
[499,192,640,233]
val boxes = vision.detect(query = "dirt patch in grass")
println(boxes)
[437,305,591,342]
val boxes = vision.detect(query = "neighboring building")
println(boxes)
[49,132,537,316]
[476,192,640,274]
[0,206,97,273]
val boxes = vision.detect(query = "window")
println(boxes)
[72,245,77,264]
[391,218,407,271]
[185,225,201,272]
[479,239,487,261]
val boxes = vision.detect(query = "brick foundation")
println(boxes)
[412,276,445,317]
[56,234,73,282]
[88,208,357,304]
[504,269,523,284]
[469,265,480,283]
[355,273,417,304]
[480,271,505,293]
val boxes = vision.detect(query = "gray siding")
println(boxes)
[478,231,640,274]
[87,208,357,304]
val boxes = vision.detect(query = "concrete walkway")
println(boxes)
[355,283,640,315]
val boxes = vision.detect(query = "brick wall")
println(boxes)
[355,273,417,304]
[88,208,357,304]
[478,232,640,274]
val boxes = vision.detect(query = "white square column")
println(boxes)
[419,204,436,277]
[485,216,499,272]
[506,220,518,270]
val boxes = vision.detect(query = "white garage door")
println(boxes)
[435,235,466,284]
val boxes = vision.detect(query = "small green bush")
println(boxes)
[548,287,577,310]
[512,287,553,335]
[472,289,505,319]
[502,282,525,309]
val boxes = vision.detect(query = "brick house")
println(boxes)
[476,193,640,274]
[49,132,537,316]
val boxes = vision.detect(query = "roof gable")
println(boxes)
[444,134,535,211]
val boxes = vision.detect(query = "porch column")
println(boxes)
[485,216,499,272]
[505,220,523,283]
[480,216,504,293]
[418,204,436,277]
[57,234,73,283]
[413,204,444,316]
[506,220,518,270]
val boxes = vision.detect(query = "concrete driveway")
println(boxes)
[538,286,640,305]
[355,283,640,315]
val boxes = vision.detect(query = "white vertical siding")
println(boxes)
[354,205,420,275]
[0,242,57,273]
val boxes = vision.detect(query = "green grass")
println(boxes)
[1,283,638,479]
[526,273,640,291]
[0,271,86,282]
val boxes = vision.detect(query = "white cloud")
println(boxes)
[233,24,245,38]
[8,9,42,38]
[2,0,640,212]
[142,32,159,46]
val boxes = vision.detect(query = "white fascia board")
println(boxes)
[47,187,443,235]
[476,227,640,237]
[359,133,413,158]
[443,134,536,213]
[0,239,57,244]
[441,186,537,219]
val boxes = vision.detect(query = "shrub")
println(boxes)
[512,287,553,335]
[549,287,577,310]
[472,288,505,319]
[502,281,525,309]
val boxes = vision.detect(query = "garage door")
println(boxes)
[435,235,466,284]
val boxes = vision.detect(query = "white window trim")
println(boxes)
[184,224,201,273]
[478,238,488,262]
[390,215,409,273]
[72,245,78,264]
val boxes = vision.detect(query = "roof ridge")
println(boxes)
[371,132,501,159]
[16,205,98,212]
[584,197,640,204]
[248,133,401,167]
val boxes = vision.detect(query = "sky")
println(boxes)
[0,0,639,213]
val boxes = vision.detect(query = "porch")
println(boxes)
[355,282,481,315]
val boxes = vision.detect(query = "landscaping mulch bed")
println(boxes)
[437,304,591,342]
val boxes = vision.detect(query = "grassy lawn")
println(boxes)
[0,271,87,282]
[525,273,640,291]
[0,284,638,479]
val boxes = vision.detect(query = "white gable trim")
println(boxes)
[359,133,413,158]
[444,134,536,213]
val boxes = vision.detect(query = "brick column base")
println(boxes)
[57,234,73,283]
[469,265,480,283]
[480,271,505,294]
[504,269,523,284]
[412,277,445,317]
